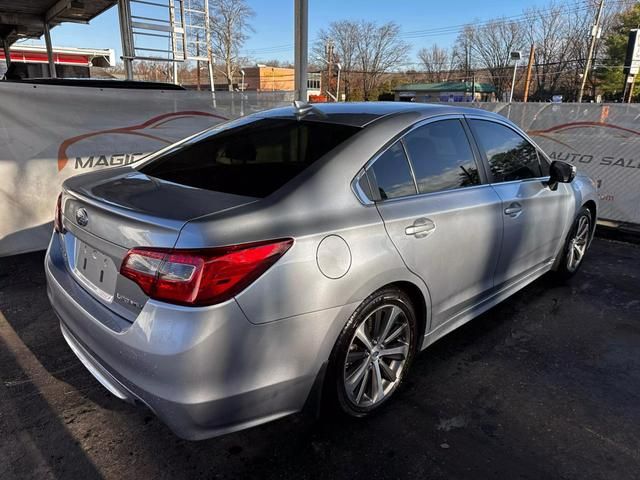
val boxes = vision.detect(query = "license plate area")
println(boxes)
[73,240,119,302]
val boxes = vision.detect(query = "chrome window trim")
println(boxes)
[399,139,420,194]
[464,114,551,182]
[363,114,466,172]
[351,113,485,205]
[371,182,498,206]
[487,176,551,187]
[351,168,375,206]
[364,141,418,202]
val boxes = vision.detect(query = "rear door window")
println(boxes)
[402,119,481,194]
[366,142,417,200]
[469,120,542,182]
[140,118,361,198]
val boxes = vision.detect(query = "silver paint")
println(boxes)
[45,102,598,440]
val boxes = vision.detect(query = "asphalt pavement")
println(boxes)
[0,237,639,479]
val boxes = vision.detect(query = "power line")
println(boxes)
[238,0,637,57]
[237,0,637,60]
[401,0,635,39]
[399,0,593,39]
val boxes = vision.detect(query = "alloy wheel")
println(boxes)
[343,304,411,408]
[567,214,590,272]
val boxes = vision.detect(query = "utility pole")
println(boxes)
[325,40,335,101]
[523,44,535,102]
[627,76,636,103]
[471,72,476,101]
[294,0,308,101]
[196,31,201,91]
[577,0,605,103]
[465,37,471,80]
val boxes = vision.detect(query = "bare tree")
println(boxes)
[417,44,450,82]
[564,0,619,100]
[454,25,475,79]
[131,60,172,82]
[523,2,572,98]
[468,19,525,97]
[313,20,360,100]
[354,21,410,100]
[208,0,255,90]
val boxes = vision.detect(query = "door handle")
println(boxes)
[405,218,436,238]
[504,203,523,217]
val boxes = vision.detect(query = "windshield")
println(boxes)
[139,118,361,198]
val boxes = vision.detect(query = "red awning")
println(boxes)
[0,50,90,66]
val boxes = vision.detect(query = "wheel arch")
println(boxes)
[386,280,428,348]
[306,278,430,417]
[583,199,597,229]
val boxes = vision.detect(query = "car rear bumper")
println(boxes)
[45,233,352,440]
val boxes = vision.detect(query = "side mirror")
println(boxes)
[548,160,576,191]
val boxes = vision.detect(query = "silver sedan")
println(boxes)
[45,102,598,440]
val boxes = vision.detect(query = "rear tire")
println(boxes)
[554,206,592,279]
[327,287,417,417]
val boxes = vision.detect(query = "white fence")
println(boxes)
[475,102,640,228]
[0,82,293,256]
[0,83,638,256]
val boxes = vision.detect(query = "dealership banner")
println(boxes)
[474,102,640,229]
[0,82,293,256]
[0,84,638,256]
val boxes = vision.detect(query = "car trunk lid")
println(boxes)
[60,167,257,321]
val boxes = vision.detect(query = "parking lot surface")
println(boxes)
[0,237,639,480]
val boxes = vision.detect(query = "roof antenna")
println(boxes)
[292,100,327,120]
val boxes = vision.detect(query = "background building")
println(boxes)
[394,81,496,103]
[234,66,322,100]
[241,65,294,92]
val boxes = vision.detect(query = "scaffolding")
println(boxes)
[117,0,213,90]
[0,0,308,99]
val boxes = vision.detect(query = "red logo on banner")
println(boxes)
[57,111,228,171]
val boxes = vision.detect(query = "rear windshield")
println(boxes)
[139,118,361,198]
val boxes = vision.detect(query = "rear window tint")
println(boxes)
[367,142,417,200]
[140,118,361,198]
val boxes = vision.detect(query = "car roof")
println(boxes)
[258,101,504,128]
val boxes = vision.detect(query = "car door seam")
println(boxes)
[374,202,433,334]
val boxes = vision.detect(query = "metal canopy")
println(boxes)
[0,0,116,45]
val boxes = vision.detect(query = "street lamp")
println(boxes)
[335,63,342,102]
[509,51,522,103]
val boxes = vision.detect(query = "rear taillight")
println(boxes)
[54,193,64,233]
[120,238,293,306]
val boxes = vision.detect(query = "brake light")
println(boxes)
[54,193,64,233]
[120,238,293,306]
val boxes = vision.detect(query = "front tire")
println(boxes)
[554,206,592,279]
[328,287,417,417]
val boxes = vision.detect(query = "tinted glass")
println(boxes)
[367,142,416,200]
[140,118,361,198]
[470,120,542,182]
[403,119,480,194]
[355,171,373,201]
